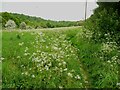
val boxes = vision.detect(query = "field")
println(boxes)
[2,27,119,88]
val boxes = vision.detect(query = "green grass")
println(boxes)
[69,29,119,88]
[2,27,119,88]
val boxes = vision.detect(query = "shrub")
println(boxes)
[5,19,16,29]
[19,22,26,29]
[35,25,42,29]
[46,22,54,28]
[0,16,2,29]
[26,26,33,29]
[0,16,2,23]
[84,8,120,45]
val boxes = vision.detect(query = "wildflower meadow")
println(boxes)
[1,26,119,88]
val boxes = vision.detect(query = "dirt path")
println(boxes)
[2,26,81,32]
[79,62,91,88]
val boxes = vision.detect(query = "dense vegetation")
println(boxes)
[2,26,119,88]
[2,27,86,88]
[84,1,120,45]
[83,1,120,88]
[1,1,120,89]
[0,12,82,29]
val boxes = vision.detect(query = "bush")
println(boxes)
[19,22,26,29]
[1,12,80,29]
[0,16,2,29]
[84,8,120,45]
[0,16,2,23]
[26,26,33,29]
[46,22,54,28]
[5,19,16,29]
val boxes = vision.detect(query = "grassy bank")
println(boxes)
[2,27,119,88]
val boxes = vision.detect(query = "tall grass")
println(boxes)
[2,27,119,88]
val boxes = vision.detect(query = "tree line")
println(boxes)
[84,1,120,45]
[0,12,83,29]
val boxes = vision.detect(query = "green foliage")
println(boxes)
[0,12,82,29]
[84,2,120,45]
[96,1,120,14]
[83,2,120,88]
[69,28,119,88]
[0,16,2,29]
[2,27,119,88]
[20,22,26,29]
[0,16,2,23]
[5,19,16,29]
[2,27,85,88]
[46,22,54,28]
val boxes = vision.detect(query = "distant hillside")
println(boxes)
[0,12,83,29]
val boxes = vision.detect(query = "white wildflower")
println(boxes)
[53,46,58,50]
[68,72,73,78]
[21,65,24,67]
[25,47,28,52]
[107,60,111,63]
[63,68,67,71]
[24,53,30,56]
[17,56,20,59]
[19,42,24,46]
[58,63,62,66]
[25,72,28,75]
[110,64,113,67]
[0,57,5,61]
[48,62,52,67]
[63,61,66,65]
[45,65,49,70]
[75,75,81,80]
[32,75,35,78]
[111,56,117,61]
[60,68,63,72]
[59,86,63,89]
[33,52,36,56]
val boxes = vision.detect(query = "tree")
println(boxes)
[95,1,120,15]
[46,22,54,28]
[0,16,2,29]
[84,1,120,45]
[0,16,2,23]
[19,22,26,29]
[5,19,16,29]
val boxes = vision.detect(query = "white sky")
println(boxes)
[1,0,98,2]
[1,2,98,21]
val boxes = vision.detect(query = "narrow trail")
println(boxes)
[2,26,82,32]
[73,46,92,88]
[69,34,92,88]
[79,61,91,88]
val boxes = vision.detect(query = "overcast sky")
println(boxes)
[1,2,98,21]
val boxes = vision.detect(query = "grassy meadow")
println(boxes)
[2,27,119,88]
